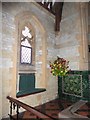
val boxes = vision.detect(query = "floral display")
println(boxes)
[49,56,70,77]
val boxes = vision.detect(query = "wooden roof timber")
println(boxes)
[55,2,64,32]
[37,2,64,32]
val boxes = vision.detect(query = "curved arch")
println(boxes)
[15,11,47,93]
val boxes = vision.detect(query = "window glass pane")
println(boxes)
[21,39,31,47]
[21,46,31,64]
[22,26,32,38]
[20,26,33,64]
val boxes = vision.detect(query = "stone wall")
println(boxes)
[2,2,57,118]
[55,2,88,70]
[88,3,90,68]
[1,2,89,119]
[0,2,2,119]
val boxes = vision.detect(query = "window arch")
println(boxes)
[15,11,47,97]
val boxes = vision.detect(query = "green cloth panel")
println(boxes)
[19,73,35,91]
[16,73,46,97]
[16,88,46,97]
[58,70,90,102]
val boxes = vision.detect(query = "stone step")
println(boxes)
[58,100,88,118]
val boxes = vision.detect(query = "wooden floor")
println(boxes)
[3,98,90,120]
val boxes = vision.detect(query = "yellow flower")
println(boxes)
[49,56,70,77]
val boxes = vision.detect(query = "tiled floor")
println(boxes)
[12,98,90,119]
[35,99,73,119]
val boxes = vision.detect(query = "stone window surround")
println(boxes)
[15,11,47,96]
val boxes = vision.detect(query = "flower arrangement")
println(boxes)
[49,56,70,77]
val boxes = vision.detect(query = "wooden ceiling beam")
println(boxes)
[37,2,55,15]
[54,2,64,32]
[37,1,64,32]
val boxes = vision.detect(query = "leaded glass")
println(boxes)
[21,46,32,64]
[20,26,32,64]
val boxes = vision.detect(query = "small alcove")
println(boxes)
[16,73,46,98]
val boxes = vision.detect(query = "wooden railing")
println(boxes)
[7,96,54,120]
[37,2,55,15]
[37,1,64,32]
